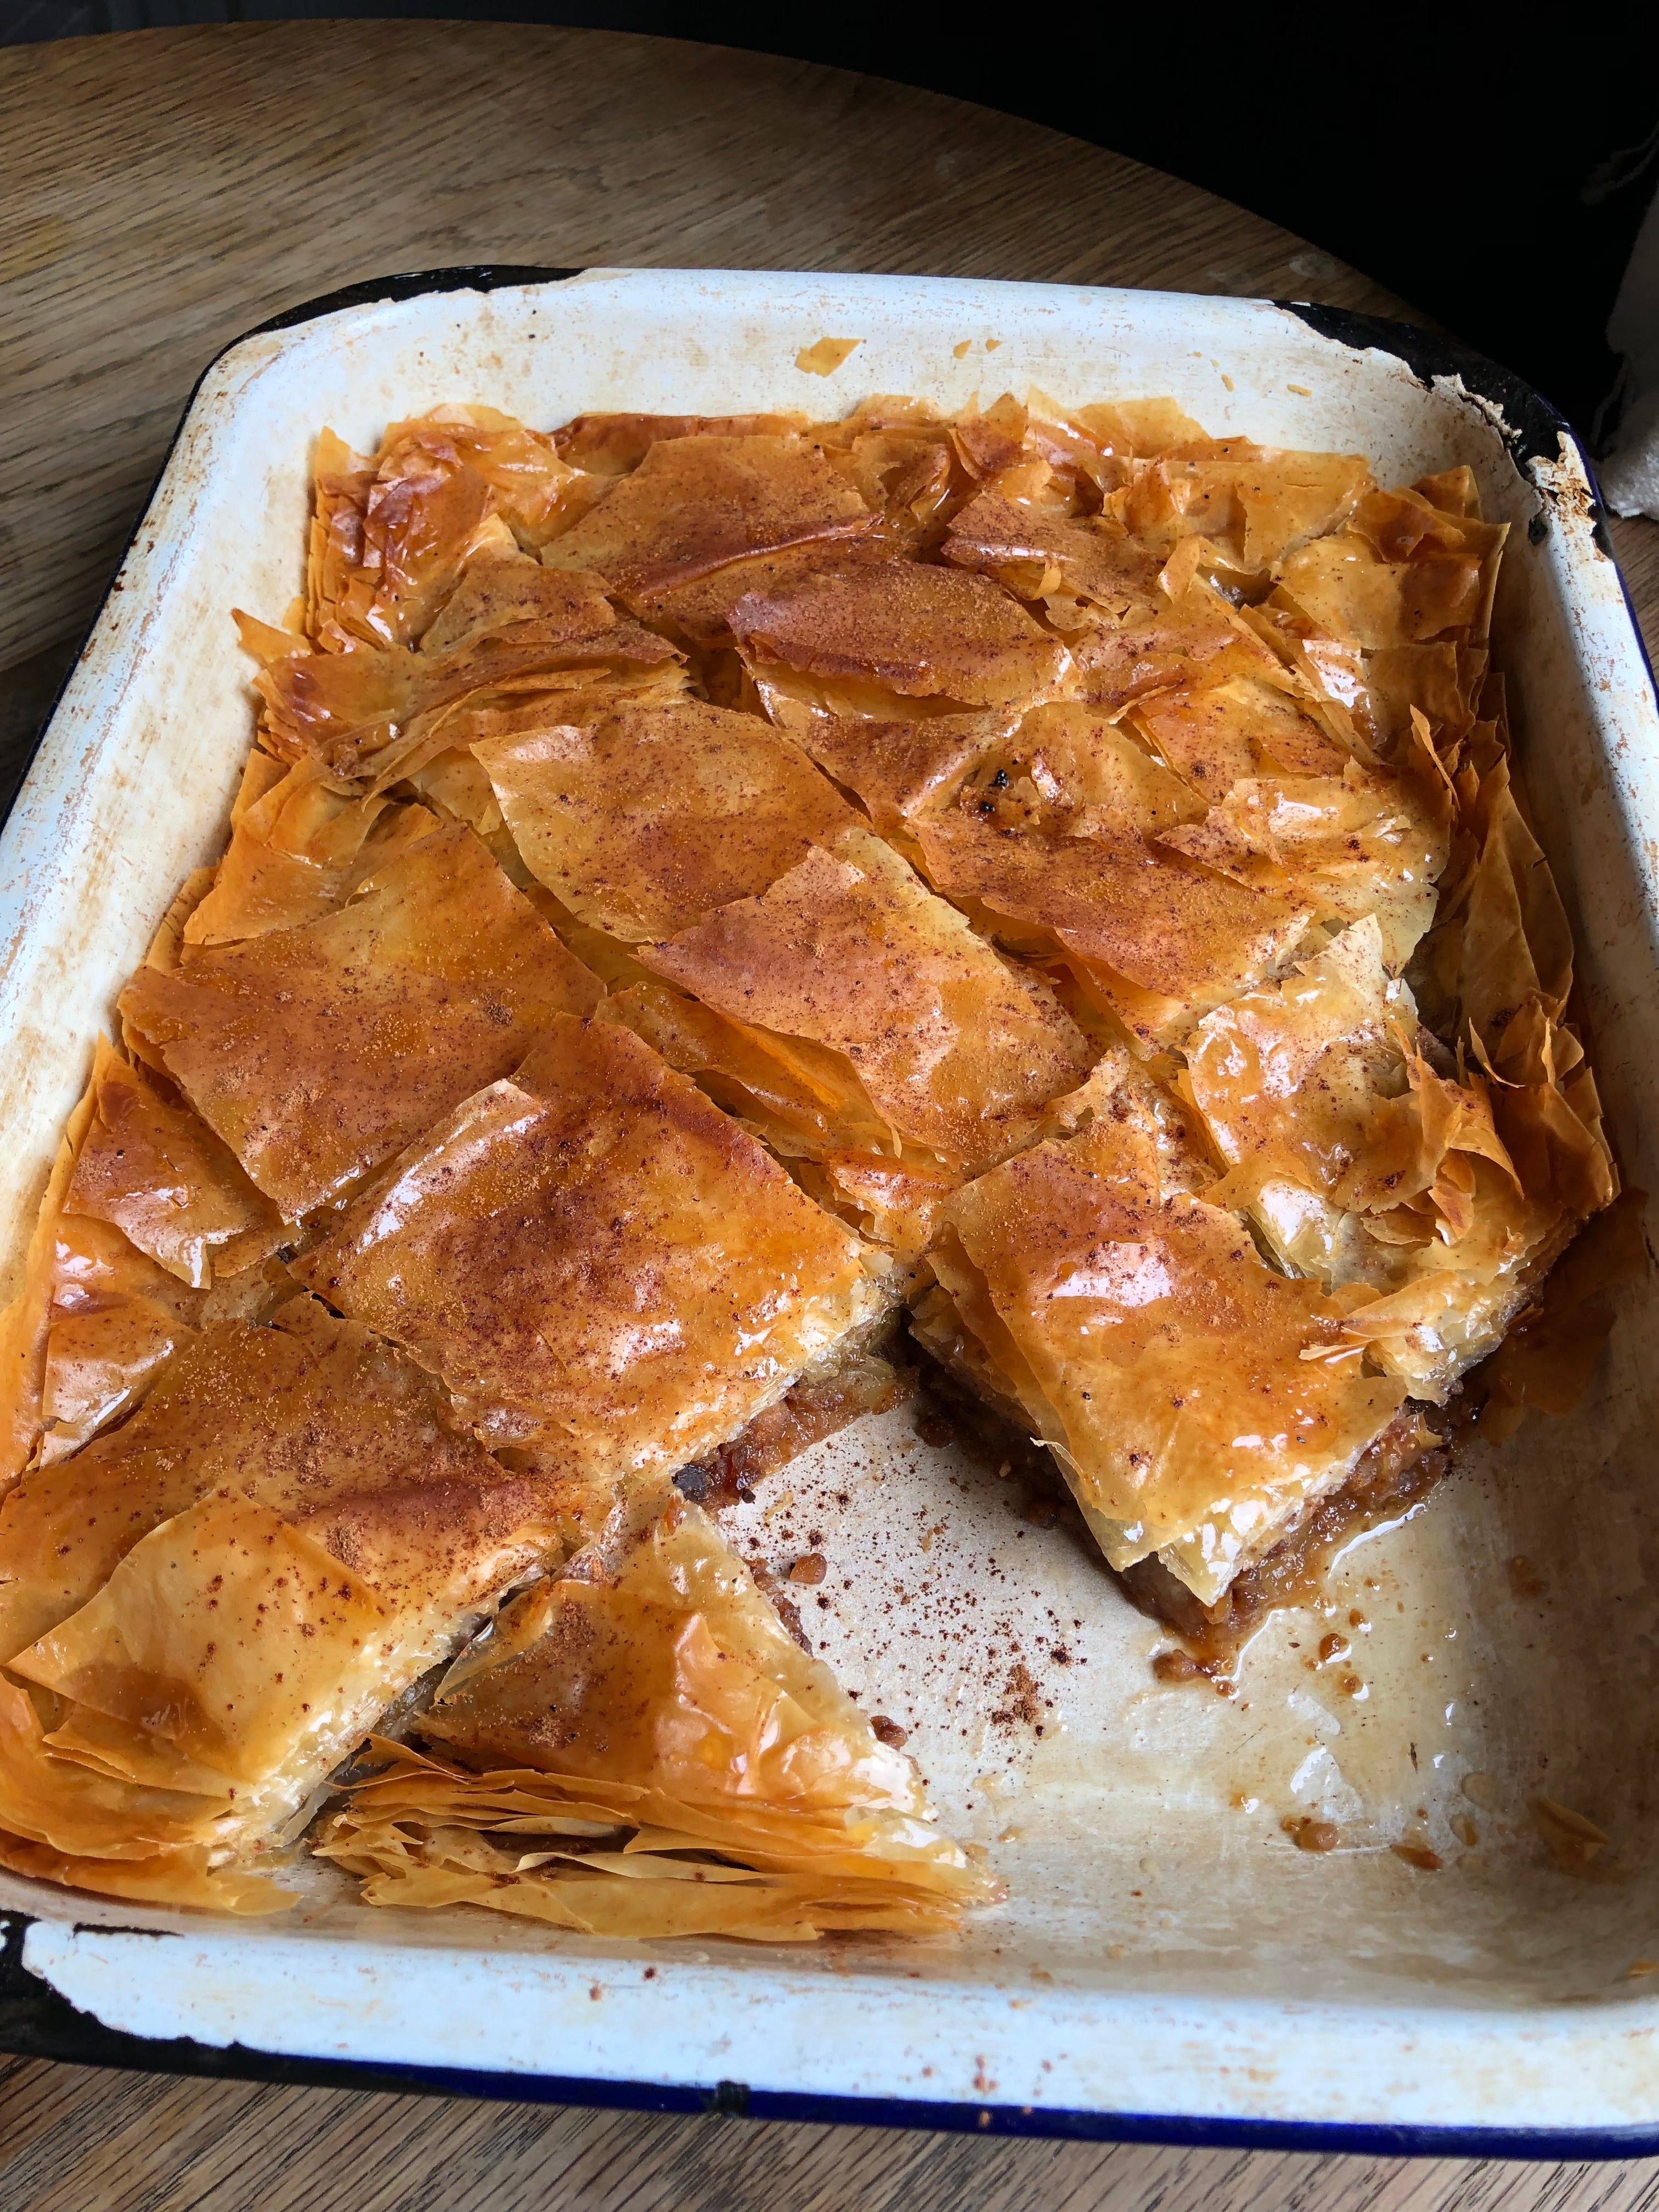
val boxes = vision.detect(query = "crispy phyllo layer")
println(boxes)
[0,1296,570,1663]
[1151,764,1448,971]
[0,1043,289,1485]
[733,561,1070,729]
[473,700,857,940]
[119,825,601,1222]
[294,1015,893,1481]
[916,1116,1404,1604]
[795,709,1017,856]
[1183,917,1558,1397]
[239,577,685,791]
[941,490,1164,623]
[184,750,439,949]
[1128,678,1354,797]
[1111,441,1373,578]
[1069,581,1289,714]
[917,811,1313,1050]
[64,1038,284,1291]
[307,409,601,650]
[636,825,1092,1173]
[1265,486,1508,754]
[551,411,812,473]
[0,1300,572,1909]
[540,434,876,608]
[319,1498,997,1939]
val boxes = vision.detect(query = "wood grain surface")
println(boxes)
[2,21,1658,2211]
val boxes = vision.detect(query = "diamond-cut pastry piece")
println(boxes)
[184,750,438,950]
[1265,484,1509,752]
[240,566,684,789]
[732,561,1070,729]
[120,824,602,1221]
[551,411,812,473]
[1153,765,1448,971]
[1113,441,1374,575]
[320,1496,998,1940]
[1128,677,1353,795]
[541,433,876,605]
[797,709,1016,859]
[636,825,1092,1175]
[294,1015,893,1482]
[1068,581,1288,714]
[917,811,1313,1049]
[0,1042,289,1485]
[473,700,859,941]
[308,408,601,649]
[0,1298,573,1910]
[941,489,1164,619]
[0,1296,572,1661]
[915,1114,1405,1604]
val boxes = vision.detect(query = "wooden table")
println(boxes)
[2,22,1657,2210]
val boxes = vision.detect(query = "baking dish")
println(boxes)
[1,266,1657,2152]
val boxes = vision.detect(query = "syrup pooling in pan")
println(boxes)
[0,391,1623,1925]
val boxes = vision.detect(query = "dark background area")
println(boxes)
[3,0,1656,438]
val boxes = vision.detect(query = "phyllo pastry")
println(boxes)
[294,1014,896,1483]
[308,407,608,652]
[540,432,878,615]
[913,1098,1407,1605]
[320,1496,997,1940]
[119,822,601,1222]
[0,379,1624,1925]
[472,699,860,941]
[1182,916,1601,1401]
[732,561,1070,731]
[0,1039,287,1485]
[623,825,1092,1185]
[240,558,687,794]
[894,692,1445,1048]
[0,1297,574,1911]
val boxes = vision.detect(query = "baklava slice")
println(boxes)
[308,405,607,652]
[0,1038,287,1483]
[914,1097,1407,1606]
[294,1014,896,1486]
[320,1494,997,1940]
[732,560,1070,737]
[540,431,879,624]
[1181,915,1607,1401]
[905,681,1444,1048]
[472,701,1091,1254]
[0,1297,577,1910]
[240,554,687,794]
[472,698,860,945]
[119,822,601,1222]
[630,825,1091,1182]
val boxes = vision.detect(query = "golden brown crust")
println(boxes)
[541,434,876,602]
[933,1117,1405,1596]
[63,1039,285,1289]
[940,488,1164,616]
[315,1499,996,1940]
[640,826,1092,1171]
[0,1299,565,1663]
[916,812,1313,1047]
[294,1015,888,1480]
[551,411,811,473]
[474,699,858,940]
[119,825,602,1221]
[732,560,1069,713]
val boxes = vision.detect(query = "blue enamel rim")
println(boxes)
[5,267,1658,2158]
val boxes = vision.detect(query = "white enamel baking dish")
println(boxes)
[2,268,1657,2152]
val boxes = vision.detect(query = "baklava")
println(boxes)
[0,387,1618,1921]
